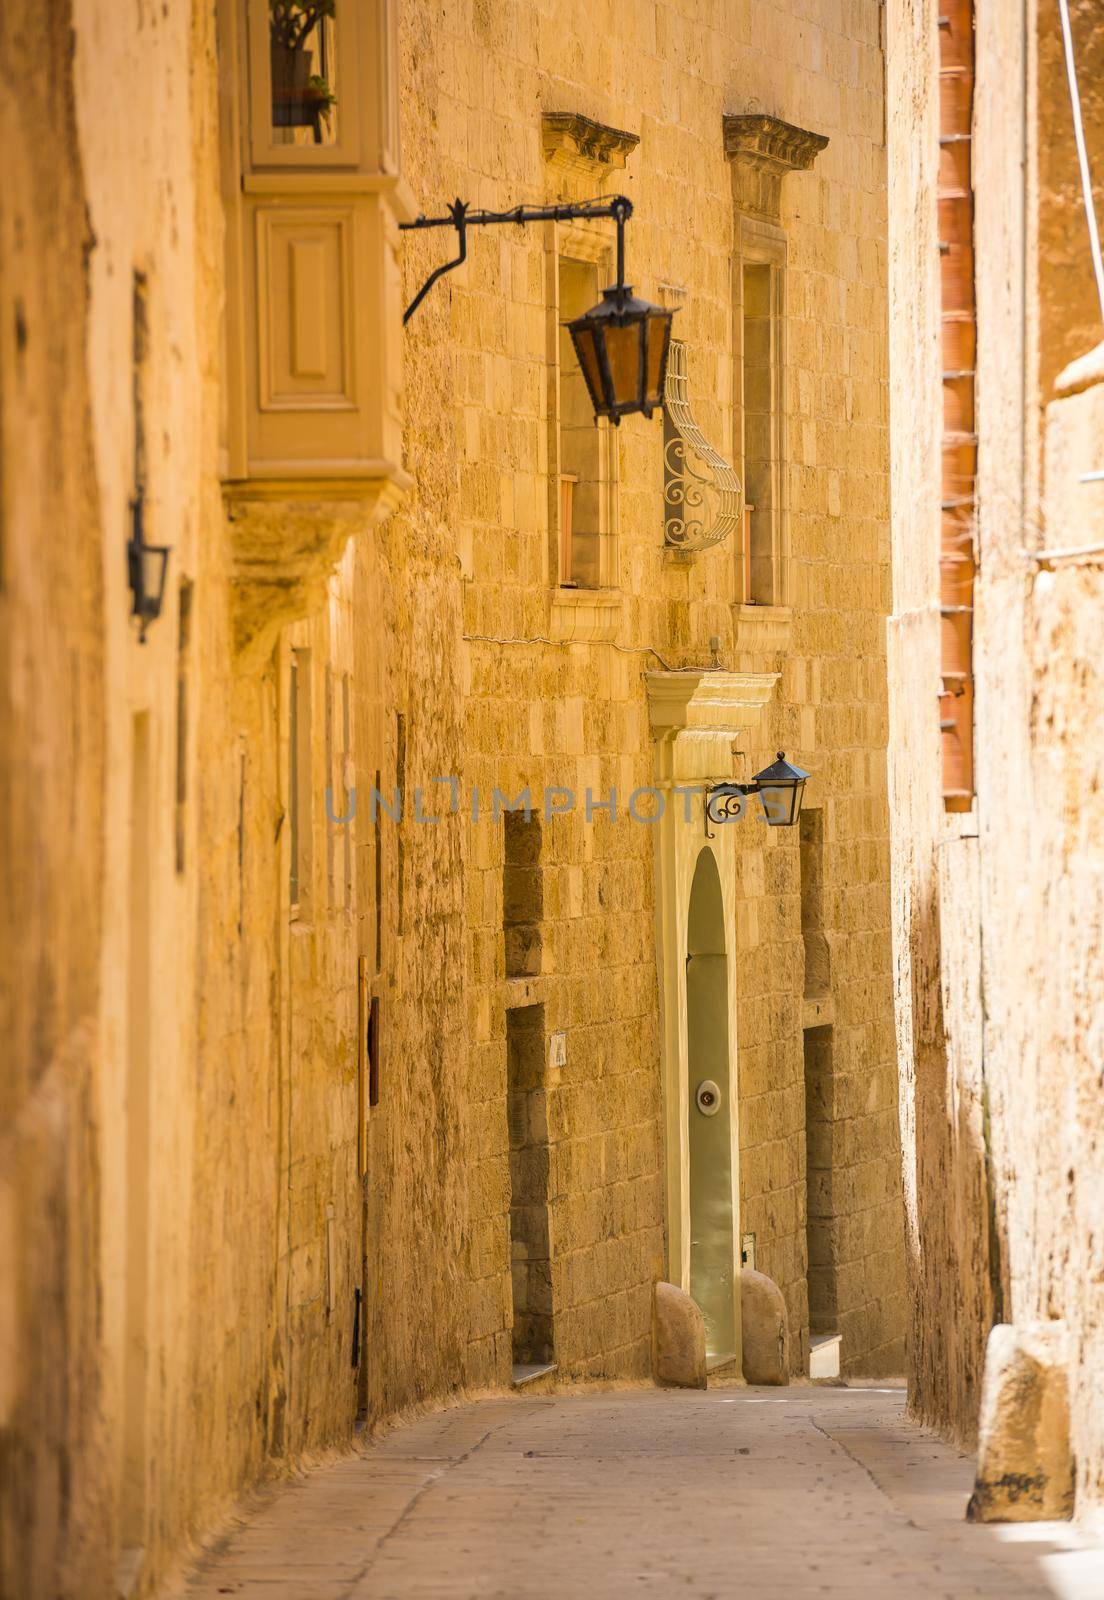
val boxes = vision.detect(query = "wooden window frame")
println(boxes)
[735,216,789,608]
[246,0,362,169]
[547,226,620,594]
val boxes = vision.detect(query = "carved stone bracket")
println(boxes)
[226,470,409,671]
[646,667,779,782]
[664,341,741,552]
[541,112,640,179]
[723,113,828,221]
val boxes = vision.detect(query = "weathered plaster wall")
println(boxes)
[886,0,1017,1449]
[1033,380,1104,1521]
[2,2,405,1592]
[1036,0,1104,400]
[356,434,473,1419]
[887,0,1104,1513]
[0,5,110,1595]
[980,0,1104,1520]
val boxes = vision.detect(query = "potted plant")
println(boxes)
[269,0,337,139]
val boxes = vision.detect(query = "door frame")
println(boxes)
[646,669,778,1370]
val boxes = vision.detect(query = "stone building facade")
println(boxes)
[887,0,1104,1522]
[406,0,905,1391]
[2,1,905,1595]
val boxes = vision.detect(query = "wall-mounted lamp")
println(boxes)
[401,194,674,424]
[127,494,170,643]
[705,751,809,831]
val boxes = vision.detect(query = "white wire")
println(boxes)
[1057,0,1104,323]
[463,633,675,670]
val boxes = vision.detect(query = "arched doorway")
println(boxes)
[686,847,736,1361]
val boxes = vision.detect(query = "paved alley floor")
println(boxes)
[178,1385,1104,1600]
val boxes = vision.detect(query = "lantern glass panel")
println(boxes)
[758,783,800,827]
[645,309,672,406]
[570,323,605,413]
[142,546,170,618]
[603,320,644,409]
[128,540,170,627]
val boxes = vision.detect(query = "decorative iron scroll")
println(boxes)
[663,341,741,551]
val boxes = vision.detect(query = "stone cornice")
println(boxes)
[541,112,640,177]
[645,669,779,736]
[722,113,828,222]
[722,113,829,175]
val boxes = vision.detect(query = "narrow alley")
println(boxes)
[7,1,1104,1598]
[177,1388,1102,1600]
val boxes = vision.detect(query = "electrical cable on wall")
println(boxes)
[463,633,675,671]
[1057,0,1104,322]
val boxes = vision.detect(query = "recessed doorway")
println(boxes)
[506,1003,554,1380]
[686,848,736,1362]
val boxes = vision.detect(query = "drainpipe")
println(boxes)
[939,0,976,811]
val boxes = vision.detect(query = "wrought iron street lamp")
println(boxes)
[401,194,674,424]
[127,493,170,643]
[751,752,809,827]
[705,752,810,830]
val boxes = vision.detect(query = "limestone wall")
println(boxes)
[2,0,906,1593]
[0,0,399,1590]
[0,4,111,1593]
[885,0,1000,1444]
[400,0,904,1380]
[1031,382,1104,1518]
[982,0,1104,1508]
[886,0,1104,1514]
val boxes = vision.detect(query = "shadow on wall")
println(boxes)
[905,857,1005,1445]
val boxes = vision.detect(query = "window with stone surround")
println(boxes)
[553,252,618,589]
[725,113,828,614]
[539,111,637,611]
[739,251,785,604]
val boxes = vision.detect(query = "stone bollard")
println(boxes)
[966,1321,1075,1523]
[740,1269,790,1385]
[652,1282,707,1389]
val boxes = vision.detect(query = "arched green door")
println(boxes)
[686,848,736,1361]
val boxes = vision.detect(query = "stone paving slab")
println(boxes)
[171,1386,1104,1600]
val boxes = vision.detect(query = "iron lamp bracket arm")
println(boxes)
[401,199,469,324]
[400,195,633,323]
[702,780,758,839]
[708,780,759,798]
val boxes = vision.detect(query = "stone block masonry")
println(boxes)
[1,0,905,1594]
[405,0,904,1384]
[886,0,1104,1528]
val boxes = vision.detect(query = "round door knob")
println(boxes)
[695,1079,722,1116]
